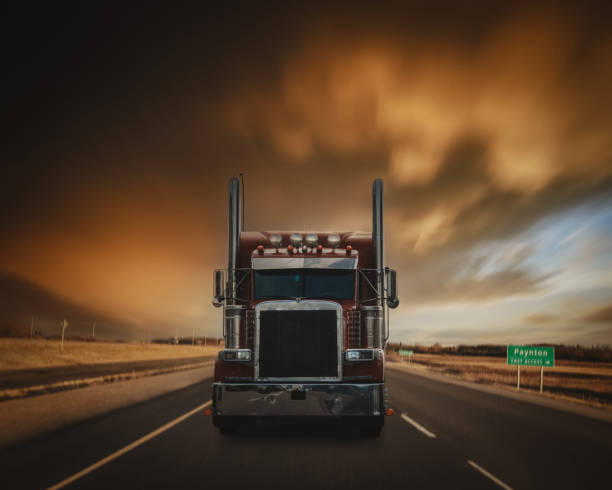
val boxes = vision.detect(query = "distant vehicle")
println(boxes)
[210,178,399,435]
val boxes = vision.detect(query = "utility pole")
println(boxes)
[192,327,195,346]
[60,319,69,352]
[92,320,96,340]
[30,316,34,338]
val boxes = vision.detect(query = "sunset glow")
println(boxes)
[3,2,611,344]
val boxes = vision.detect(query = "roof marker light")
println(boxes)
[328,234,341,247]
[305,233,318,247]
[290,233,303,247]
[269,233,282,248]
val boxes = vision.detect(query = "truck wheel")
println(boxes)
[361,417,384,437]
[213,416,237,435]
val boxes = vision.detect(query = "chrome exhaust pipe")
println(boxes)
[372,179,385,347]
[372,178,384,287]
[225,178,242,348]
[227,177,241,303]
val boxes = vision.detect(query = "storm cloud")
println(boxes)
[2,2,611,342]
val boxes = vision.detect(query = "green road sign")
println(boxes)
[399,350,414,356]
[507,345,554,367]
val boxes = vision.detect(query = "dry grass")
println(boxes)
[0,338,221,371]
[388,351,612,408]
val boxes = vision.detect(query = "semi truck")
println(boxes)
[210,178,399,435]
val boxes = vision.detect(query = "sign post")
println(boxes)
[507,345,554,393]
[60,319,69,352]
[399,350,414,367]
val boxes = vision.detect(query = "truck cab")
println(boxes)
[211,179,398,435]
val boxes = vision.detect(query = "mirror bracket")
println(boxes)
[213,269,226,307]
[385,268,399,309]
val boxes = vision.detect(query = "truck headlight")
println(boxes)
[345,349,375,361]
[221,349,252,362]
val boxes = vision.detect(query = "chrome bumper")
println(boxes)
[213,383,385,417]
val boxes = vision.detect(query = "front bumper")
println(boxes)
[212,383,385,417]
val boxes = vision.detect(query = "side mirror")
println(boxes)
[213,269,225,308]
[385,268,399,309]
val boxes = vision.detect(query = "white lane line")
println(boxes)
[47,400,212,490]
[400,413,436,438]
[467,460,514,490]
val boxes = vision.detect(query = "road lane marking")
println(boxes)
[46,399,212,490]
[467,460,514,490]
[400,413,436,438]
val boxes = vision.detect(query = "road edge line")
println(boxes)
[46,399,212,490]
[467,460,513,490]
[400,412,436,438]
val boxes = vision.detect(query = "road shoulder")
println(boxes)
[388,362,612,423]
[0,362,214,450]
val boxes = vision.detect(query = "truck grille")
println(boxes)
[258,309,338,378]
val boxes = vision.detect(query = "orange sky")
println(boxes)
[3,2,612,343]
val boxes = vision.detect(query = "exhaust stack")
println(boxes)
[369,178,385,348]
[227,177,241,302]
[225,177,243,348]
[372,179,384,304]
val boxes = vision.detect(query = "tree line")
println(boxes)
[387,342,612,362]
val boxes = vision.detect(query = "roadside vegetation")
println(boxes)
[386,345,612,408]
[0,338,222,371]
[387,342,612,362]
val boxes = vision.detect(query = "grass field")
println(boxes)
[0,338,221,371]
[387,351,612,408]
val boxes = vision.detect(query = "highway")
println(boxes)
[1,368,610,489]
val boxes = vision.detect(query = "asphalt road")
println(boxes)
[2,369,610,489]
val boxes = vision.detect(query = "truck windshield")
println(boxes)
[254,269,354,300]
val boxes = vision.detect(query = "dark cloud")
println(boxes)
[524,314,557,324]
[579,304,612,324]
[0,270,132,339]
[2,2,612,339]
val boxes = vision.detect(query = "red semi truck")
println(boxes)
[211,178,399,435]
